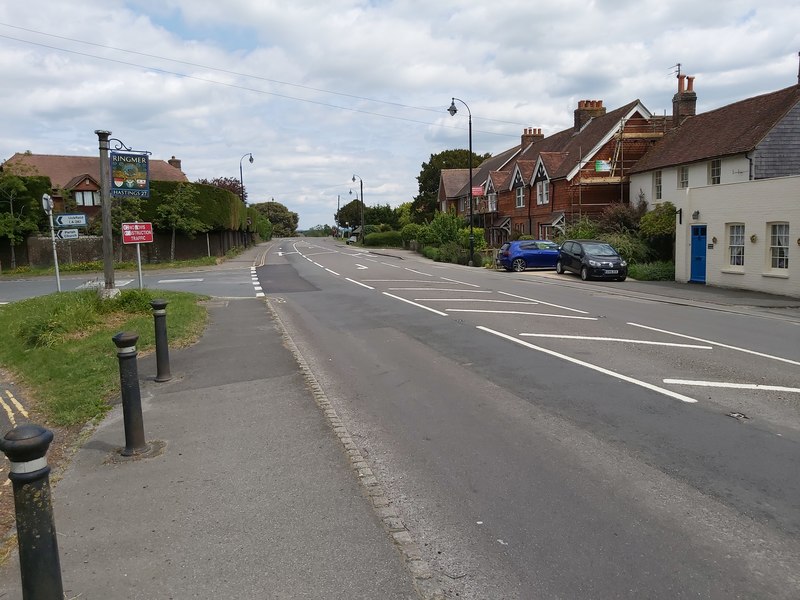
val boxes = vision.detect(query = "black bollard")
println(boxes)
[0,424,64,599]
[150,299,172,382]
[112,331,148,456]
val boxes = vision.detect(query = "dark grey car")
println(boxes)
[556,240,628,281]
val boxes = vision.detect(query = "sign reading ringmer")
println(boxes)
[122,222,154,244]
[111,152,150,198]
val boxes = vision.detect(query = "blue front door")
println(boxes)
[690,225,707,283]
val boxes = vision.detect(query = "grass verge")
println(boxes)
[0,288,208,426]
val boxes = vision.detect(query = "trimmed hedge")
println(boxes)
[364,230,403,247]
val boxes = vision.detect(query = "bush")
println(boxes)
[558,216,601,242]
[364,230,403,247]
[428,211,462,245]
[458,227,487,251]
[629,261,675,281]
[470,253,484,267]
[421,246,440,261]
[400,223,423,243]
[602,232,651,264]
[438,242,463,264]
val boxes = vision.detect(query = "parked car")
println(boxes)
[497,240,560,272]
[556,240,628,281]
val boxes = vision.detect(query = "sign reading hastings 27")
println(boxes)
[110,152,150,198]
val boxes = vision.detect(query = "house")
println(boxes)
[439,98,666,244]
[1,152,188,218]
[629,76,800,296]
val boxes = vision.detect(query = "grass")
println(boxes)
[1,255,223,277]
[628,260,675,281]
[0,288,208,426]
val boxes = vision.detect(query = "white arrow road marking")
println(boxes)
[478,326,698,404]
[356,264,368,270]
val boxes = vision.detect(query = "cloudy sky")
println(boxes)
[1,1,798,229]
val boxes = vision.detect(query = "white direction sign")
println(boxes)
[54,213,87,227]
[55,229,79,240]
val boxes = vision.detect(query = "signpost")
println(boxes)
[55,229,79,240]
[54,214,87,227]
[122,222,154,289]
[42,194,61,292]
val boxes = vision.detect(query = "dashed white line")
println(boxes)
[325,268,340,276]
[478,326,698,404]
[440,277,480,288]
[387,288,492,293]
[346,278,374,290]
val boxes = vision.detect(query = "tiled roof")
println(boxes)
[2,153,188,187]
[440,168,471,198]
[488,170,511,190]
[630,85,800,173]
[453,145,522,197]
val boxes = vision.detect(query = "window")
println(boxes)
[728,223,744,266]
[769,223,789,269]
[709,159,721,185]
[536,181,549,205]
[515,186,525,208]
[75,190,100,206]
[487,192,497,212]
[678,166,689,189]
[654,171,662,200]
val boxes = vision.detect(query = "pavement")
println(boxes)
[1,242,798,600]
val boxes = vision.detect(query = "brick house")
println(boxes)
[1,153,188,218]
[440,99,666,244]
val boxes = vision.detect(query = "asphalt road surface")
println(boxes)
[262,238,800,599]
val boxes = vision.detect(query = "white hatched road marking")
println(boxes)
[663,379,800,393]
[498,291,588,314]
[417,299,537,304]
[478,326,698,404]
[450,309,597,320]
[347,278,374,290]
[519,334,713,349]
[383,293,448,316]
[387,288,492,293]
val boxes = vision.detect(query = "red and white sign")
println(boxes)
[122,222,154,244]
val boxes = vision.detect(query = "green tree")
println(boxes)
[427,210,462,246]
[411,149,491,224]
[251,200,298,237]
[395,202,413,229]
[155,183,208,261]
[196,176,247,203]
[0,174,41,269]
[334,199,363,231]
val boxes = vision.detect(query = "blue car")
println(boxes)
[497,240,560,272]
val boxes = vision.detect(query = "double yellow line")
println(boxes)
[1,389,28,428]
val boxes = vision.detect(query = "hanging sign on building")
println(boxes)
[111,152,150,197]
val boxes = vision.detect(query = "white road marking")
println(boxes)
[450,309,597,320]
[157,278,204,283]
[478,326,698,404]
[498,291,588,314]
[381,262,403,269]
[519,334,713,349]
[365,280,455,284]
[663,379,800,393]
[628,322,800,367]
[256,292,265,297]
[347,278,374,290]
[325,268,340,276]
[404,268,432,276]
[439,277,480,288]
[417,299,537,304]
[387,288,492,293]
[356,264,368,270]
[383,293,449,316]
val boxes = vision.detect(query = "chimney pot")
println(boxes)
[687,76,695,92]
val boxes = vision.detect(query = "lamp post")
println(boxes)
[239,153,254,204]
[448,97,474,266]
[352,174,364,243]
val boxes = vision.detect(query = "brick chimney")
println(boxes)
[167,156,182,171]
[672,75,697,127]
[574,100,606,131]
[521,127,545,147]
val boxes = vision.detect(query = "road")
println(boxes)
[2,239,799,598]
[262,237,800,599]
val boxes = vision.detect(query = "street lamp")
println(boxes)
[448,97,474,266]
[352,174,364,243]
[239,153,254,204]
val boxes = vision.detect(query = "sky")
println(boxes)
[1,1,798,230]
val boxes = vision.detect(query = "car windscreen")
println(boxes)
[582,243,618,256]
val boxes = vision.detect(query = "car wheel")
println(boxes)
[580,266,589,281]
[555,260,564,274]
[512,258,526,272]
[617,276,627,282]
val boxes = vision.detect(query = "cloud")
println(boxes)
[1,0,798,228]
